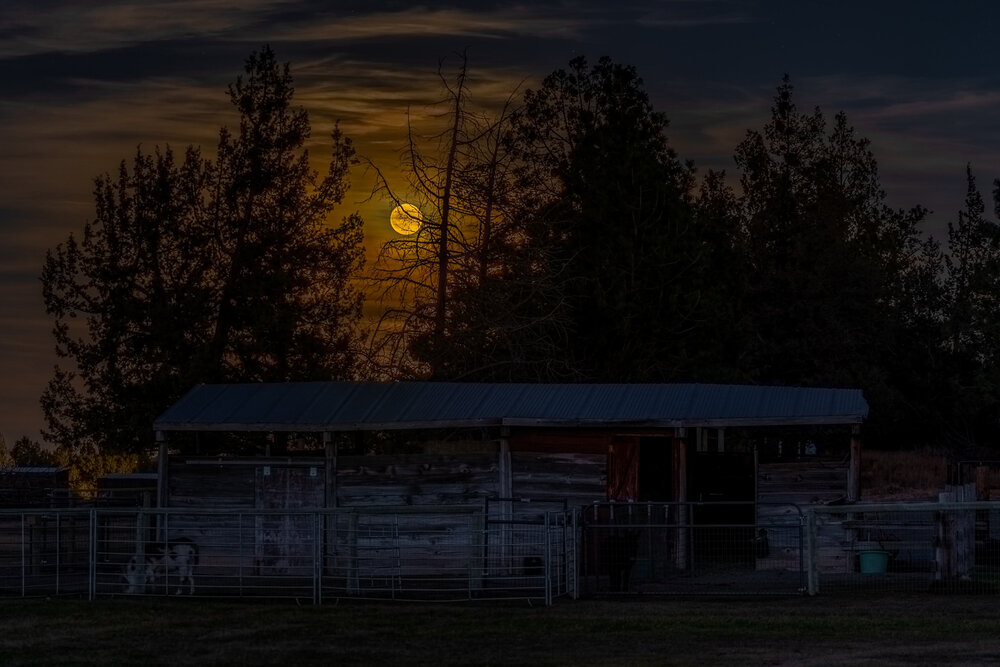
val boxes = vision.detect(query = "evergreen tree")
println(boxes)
[41,47,364,455]
[942,166,1000,446]
[733,80,925,378]
[507,56,704,381]
[731,78,930,445]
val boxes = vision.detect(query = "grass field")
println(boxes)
[2,594,1000,666]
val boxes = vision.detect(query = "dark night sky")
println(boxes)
[2,0,999,443]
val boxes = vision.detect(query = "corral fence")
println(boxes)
[5,497,1000,602]
[0,503,576,605]
[807,492,1000,595]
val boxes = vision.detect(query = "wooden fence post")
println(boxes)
[936,491,955,580]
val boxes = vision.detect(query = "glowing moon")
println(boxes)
[390,203,422,235]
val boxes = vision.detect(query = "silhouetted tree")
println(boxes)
[9,437,60,466]
[367,54,472,376]
[734,82,912,372]
[366,54,551,379]
[506,56,705,381]
[690,169,751,381]
[42,47,364,455]
[731,78,931,445]
[940,166,1000,446]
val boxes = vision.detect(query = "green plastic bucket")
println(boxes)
[858,550,889,574]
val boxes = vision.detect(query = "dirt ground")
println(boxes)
[2,593,1000,666]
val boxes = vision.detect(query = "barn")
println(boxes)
[152,382,868,508]
[145,382,868,597]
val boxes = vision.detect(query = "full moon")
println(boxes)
[389,203,422,235]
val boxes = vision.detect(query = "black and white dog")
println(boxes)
[124,537,199,595]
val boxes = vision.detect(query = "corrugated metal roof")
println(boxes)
[153,382,869,432]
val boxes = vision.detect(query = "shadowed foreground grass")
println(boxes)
[2,594,1000,666]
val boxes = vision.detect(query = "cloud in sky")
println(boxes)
[1,0,760,60]
[269,7,589,43]
[0,0,280,57]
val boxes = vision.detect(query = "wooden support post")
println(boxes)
[323,432,337,577]
[672,433,688,570]
[155,431,168,544]
[324,433,337,510]
[975,466,990,544]
[498,432,512,574]
[155,432,168,509]
[498,430,512,499]
[847,425,861,503]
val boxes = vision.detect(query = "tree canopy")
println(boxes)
[41,47,364,455]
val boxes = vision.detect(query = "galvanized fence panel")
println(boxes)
[806,501,1000,595]
[0,506,576,604]
[578,502,806,596]
[483,498,576,603]
[0,509,92,598]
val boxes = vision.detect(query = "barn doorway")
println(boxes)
[638,437,672,502]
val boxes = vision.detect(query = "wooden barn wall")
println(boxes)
[510,452,606,507]
[757,459,848,508]
[335,453,500,507]
[168,463,256,509]
[164,463,257,575]
[169,453,603,509]
[507,429,612,454]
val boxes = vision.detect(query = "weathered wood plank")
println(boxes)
[511,453,605,505]
[168,465,255,509]
[336,454,500,508]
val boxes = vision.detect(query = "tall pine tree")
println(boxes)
[41,47,364,455]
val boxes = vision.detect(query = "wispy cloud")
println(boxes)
[1,1,759,60]
[797,74,1000,121]
[0,0,281,58]
[268,6,592,42]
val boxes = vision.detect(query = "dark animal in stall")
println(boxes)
[600,529,641,592]
[123,536,199,595]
